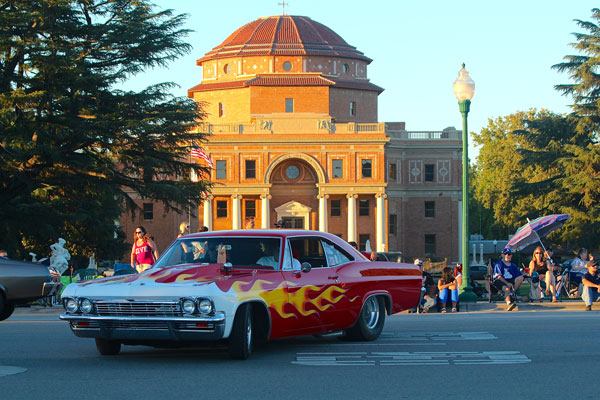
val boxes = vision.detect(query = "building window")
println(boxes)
[332,159,343,178]
[223,64,231,74]
[388,163,397,181]
[143,203,153,220]
[358,234,370,251]
[350,101,356,116]
[331,199,341,217]
[283,61,292,71]
[425,164,435,182]
[245,160,256,179]
[285,98,294,113]
[216,201,227,218]
[359,199,369,216]
[218,102,225,117]
[216,160,226,179]
[425,201,435,218]
[425,234,436,256]
[343,63,349,73]
[245,200,256,218]
[361,159,372,178]
[389,214,397,235]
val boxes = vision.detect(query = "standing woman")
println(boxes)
[130,226,159,273]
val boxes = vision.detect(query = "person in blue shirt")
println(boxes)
[493,248,524,311]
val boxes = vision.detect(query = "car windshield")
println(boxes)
[154,237,282,269]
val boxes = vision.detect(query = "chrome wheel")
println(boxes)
[362,296,380,329]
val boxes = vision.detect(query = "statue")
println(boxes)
[88,253,97,269]
[29,252,37,262]
[50,238,71,275]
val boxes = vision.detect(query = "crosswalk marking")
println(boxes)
[380,331,497,341]
[293,351,530,366]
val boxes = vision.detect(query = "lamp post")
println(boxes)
[453,63,477,302]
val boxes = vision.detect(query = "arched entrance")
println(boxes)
[268,158,319,230]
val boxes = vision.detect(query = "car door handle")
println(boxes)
[328,275,339,280]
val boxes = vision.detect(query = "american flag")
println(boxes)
[191,142,214,167]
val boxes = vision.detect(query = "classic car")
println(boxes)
[60,230,421,359]
[0,257,63,321]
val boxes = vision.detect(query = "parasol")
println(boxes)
[505,214,570,252]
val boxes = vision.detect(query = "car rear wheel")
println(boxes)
[344,296,386,341]
[95,338,121,356]
[229,303,253,360]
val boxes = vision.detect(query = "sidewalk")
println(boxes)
[461,299,587,312]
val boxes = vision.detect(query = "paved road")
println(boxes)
[0,309,597,399]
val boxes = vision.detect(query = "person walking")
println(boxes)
[130,226,159,273]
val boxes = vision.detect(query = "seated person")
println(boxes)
[199,245,218,264]
[493,248,524,311]
[581,261,600,311]
[438,266,458,313]
[256,242,281,269]
[570,248,589,295]
[410,259,436,313]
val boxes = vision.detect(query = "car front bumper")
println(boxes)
[59,312,226,341]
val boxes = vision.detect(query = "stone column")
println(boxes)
[260,194,271,229]
[203,196,213,231]
[232,194,242,230]
[347,194,357,242]
[375,193,387,252]
[318,194,329,232]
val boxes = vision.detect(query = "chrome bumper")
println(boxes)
[59,312,226,341]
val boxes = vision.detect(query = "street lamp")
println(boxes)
[453,63,477,302]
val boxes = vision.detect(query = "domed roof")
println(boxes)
[197,15,371,64]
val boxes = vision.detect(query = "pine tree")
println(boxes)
[0,1,209,260]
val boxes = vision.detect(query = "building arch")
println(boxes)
[264,153,327,184]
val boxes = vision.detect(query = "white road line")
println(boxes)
[292,351,530,366]
[380,331,497,341]
[0,366,27,377]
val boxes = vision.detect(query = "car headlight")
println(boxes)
[198,299,213,314]
[181,298,196,314]
[80,298,93,314]
[65,298,78,313]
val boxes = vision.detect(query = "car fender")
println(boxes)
[224,300,271,340]
[359,290,392,315]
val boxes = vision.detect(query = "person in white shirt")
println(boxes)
[256,242,281,269]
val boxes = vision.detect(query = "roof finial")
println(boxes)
[278,1,288,15]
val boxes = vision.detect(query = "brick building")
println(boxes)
[120,15,462,264]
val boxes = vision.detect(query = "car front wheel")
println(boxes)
[0,295,15,321]
[229,303,253,360]
[344,296,386,341]
[95,338,121,356]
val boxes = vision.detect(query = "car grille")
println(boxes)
[103,321,170,330]
[94,301,181,317]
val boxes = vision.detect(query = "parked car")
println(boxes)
[372,251,403,262]
[0,257,63,321]
[60,230,421,359]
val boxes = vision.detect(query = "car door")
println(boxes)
[279,236,340,335]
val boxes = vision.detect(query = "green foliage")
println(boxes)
[0,1,209,260]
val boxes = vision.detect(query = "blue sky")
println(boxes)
[125,1,599,160]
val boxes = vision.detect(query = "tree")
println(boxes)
[0,1,209,260]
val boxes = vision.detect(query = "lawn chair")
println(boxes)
[74,268,99,281]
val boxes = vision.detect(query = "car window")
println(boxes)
[289,237,328,268]
[154,237,281,268]
[321,240,352,267]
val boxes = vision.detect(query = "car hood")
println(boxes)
[63,264,271,299]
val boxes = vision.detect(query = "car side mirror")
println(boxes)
[301,262,312,273]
